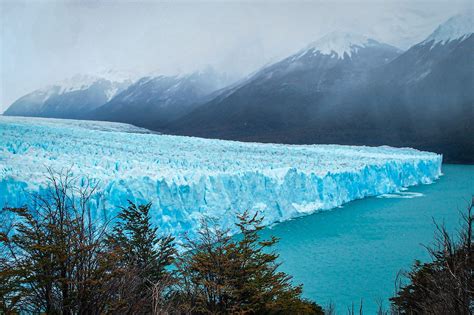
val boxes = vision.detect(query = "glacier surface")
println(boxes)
[0,116,442,238]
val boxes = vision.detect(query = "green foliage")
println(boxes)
[104,201,176,313]
[112,202,175,281]
[390,199,474,315]
[0,170,322,314]
[173,210,324,314]
[0,171,176,314]
[0,170,110,314]
[0,211,29,313]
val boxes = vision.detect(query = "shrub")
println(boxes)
[390,198,473,314]
[171,211,324,314]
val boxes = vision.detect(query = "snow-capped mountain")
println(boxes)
[422,14,473,47]
[297,31,388,59]
[348,13,473,162]
[4,14,472,163]
[168,31,401,139]
[368,14,472,95]
[4,73,134,119]
[168,15,473,163]
[92,67,233,129]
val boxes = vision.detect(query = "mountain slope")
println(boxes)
[92,68,231,129]
[4,74,133,119]
[337,14,474,162]
[168,31,401,138]
[168,16,473,163]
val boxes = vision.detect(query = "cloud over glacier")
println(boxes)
[0,117,442,238]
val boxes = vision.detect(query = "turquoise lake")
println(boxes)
[261,164,473,313]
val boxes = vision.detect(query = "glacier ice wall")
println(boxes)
[0,116,442,238]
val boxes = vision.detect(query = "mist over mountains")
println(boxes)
[91,68,234,130]
[4,14,473,163]
[167,32,403,140]
[4,74,133,120]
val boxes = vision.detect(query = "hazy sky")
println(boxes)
[1,0,472,112]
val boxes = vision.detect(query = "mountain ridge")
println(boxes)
[3,14,472,162]
[4,74,133,119]
[166,15,473,163]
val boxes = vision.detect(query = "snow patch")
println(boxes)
[423,14,473,47]
[54,74,101,94]
[39,71,136,97]
[300,31,378,59]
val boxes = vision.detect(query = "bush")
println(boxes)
[171,211,324,314]
[0,169,111,313]
[390,198,473,314]
[104,201,176,313]
[1,170,321,314]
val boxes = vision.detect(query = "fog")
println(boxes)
[1,0,471,112]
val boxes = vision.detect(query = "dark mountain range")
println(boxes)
[4,74,132,119]
[167,15,474,163]
[4,15,472,163]
[4,68,232,130]
[167,31,401,136]
[91,68,232,129]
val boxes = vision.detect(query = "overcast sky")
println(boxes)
[1,0,472,112]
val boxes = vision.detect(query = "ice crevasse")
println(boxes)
[0,116,443,238]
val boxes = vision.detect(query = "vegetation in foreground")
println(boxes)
[390,198,473,314]
[0,170,322,314]
[0,170,472,314]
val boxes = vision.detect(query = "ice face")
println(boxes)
[0,116,442,239]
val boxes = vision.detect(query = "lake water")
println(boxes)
[261,164,473,313]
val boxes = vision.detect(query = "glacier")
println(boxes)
[0,116,442,238]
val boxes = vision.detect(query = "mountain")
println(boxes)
[337,14,474,162]
[167,31,402,140]
[168,16,473,163]
[92,68,232,129]
[4,72,134,119]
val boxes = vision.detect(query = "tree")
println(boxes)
[0,168,321,314]
[0,168,112,314]
[0,215,26,313]
[105,201,176,313]
[173,211,323,314]
[390,198,474,314]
